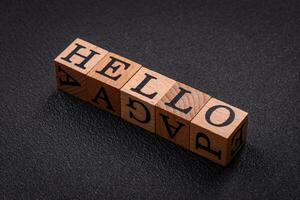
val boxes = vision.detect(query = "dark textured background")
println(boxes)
[0,0,299,199]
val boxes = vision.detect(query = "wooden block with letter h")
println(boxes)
[121,67,176,133]
[190,98,248,166]
[54,38,108,101]
[155,82,211,149]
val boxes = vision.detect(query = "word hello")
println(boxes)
[53,38,248,166]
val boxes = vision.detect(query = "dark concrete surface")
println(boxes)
[0,0,299,199]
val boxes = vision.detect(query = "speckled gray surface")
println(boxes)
[0,0,299,199]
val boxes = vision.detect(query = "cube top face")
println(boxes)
[191,98,248,139]
[87,52,141,89]
[54,38,108,74]
[121,67,176,105]
[156,82,211,121]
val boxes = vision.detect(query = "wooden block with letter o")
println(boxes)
[86,53,141,116]
[190,98,248,166]
[54,38,108,100]
[121,67,176,133]
[156,82,211,149]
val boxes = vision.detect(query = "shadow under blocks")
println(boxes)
[53,38,249,166]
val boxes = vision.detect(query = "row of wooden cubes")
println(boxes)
[54,38,248,166]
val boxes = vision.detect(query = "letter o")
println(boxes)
[205,105,235,127]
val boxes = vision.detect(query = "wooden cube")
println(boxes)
[156,82,211,149]
[86,53,141,116]
[190,98,248,166]
[54,38,108,100]
[121,67,176,132]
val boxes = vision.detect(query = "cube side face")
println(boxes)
[226,116,248,163]
[156,107,190,149]
[190,97,248,166]
[121,92,156,132]
[55,63,88,100]
[87,77,121,116]
[190,123,228,165]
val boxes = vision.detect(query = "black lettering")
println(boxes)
[231,124,244,156]
[58,66,81,86]
[195,132,221,160]
[61,43,99,69]
[205,105,235,127]
[92,87,115,111]
[160,114,185,138]
[165,87,192,114]
[130,73,157,99]
[96,56,130,81]
[127,98,151,123]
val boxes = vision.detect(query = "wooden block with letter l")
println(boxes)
[121,67,176,133]
[155,82,211,149]
[53,38,108,101]
[190,98,248,166]
[86,53,141,116]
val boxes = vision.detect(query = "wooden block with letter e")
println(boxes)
[86,53,141,116]
[190,98,248,166]
[121,67,176,132]
[156,82,211,149]
[54,38,108,100]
